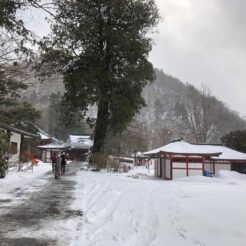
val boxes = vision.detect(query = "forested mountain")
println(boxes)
[21,68,246,152]
[137,69,246,149]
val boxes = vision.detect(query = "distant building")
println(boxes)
[145,139,246,180]
[133,151,148,166]
[38,142,70,163]
[67,135,93,161]
[37,134,93,162]
[0,122,37,165]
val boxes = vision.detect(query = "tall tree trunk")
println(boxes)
[92,98,109,153]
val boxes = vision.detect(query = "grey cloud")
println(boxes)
[150,0,246,117]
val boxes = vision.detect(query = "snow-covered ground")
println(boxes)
[71,165,246,246]
[0,161,51,206]
[1,162,246,246]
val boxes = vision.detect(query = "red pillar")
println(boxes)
[202,156,205,176]
[186,156,189,177]
[213,161,215,175]
[170,154,173,180]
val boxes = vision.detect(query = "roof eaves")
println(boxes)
[0,121,38,138]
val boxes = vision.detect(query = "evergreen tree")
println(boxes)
[221,130,246,153]
[0,67,40,133]
[40,0,159,153]
[0,1,43,132]
[48,93,90,140]
[0,131,8,178]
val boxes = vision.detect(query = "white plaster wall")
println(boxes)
[189,163,202,168]
[9,132,21,164]
[173,169,186,179]
[189,169,203,176]
[172,162,186,168]
[166,159,171,179]
[155,159,161,177]
[204,163,213,173]
[160,159,165,179]
[215,163,231,175]
[47,151,51,158]
[42,151,46,162]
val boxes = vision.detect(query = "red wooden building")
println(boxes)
[145,140,246,180]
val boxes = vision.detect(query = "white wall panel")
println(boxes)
[172,162,186,168]
[166,159,171,179]
[173,169,186,179]
[188,163,202,168]
[189,169,203,176]
[9,132,21,164]
[204,164,213,172]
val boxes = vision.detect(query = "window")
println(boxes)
[10,142,18,154]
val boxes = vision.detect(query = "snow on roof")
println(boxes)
[198,145,246,161]
[145,140,221,156]
[69,135,91,143]
[36,127,51,140]
[135,151,144,157]
[145,140,246,161]
[69,135,93,149]
[39,132,50,140]
[38,142,70,149]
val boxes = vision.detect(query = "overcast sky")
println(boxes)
[150,0,246,118]
[23,0,246,118]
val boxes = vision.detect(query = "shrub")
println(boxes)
[91,153,108,170]
[106,157,120,172]
[0,131,8,178]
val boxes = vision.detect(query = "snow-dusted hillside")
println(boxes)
[137,69,246,147]
[21,67,246,146]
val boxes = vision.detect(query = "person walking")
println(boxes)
[51,153,57,173]
[61,152,66,175]
[54,154,61,179]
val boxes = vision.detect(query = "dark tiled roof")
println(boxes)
[0,121,37,138]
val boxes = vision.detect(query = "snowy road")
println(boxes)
[0,162,83,246]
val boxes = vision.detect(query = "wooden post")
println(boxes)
[186,156,189,177]
[170,154,173,180]
[202,156,205,176]
[213,160,215,175]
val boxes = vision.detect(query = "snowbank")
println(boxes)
[216,170,246,184]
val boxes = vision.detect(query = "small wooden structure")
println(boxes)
[145,140,246,180]
[134,151,148,166]
[37,143,69,163]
